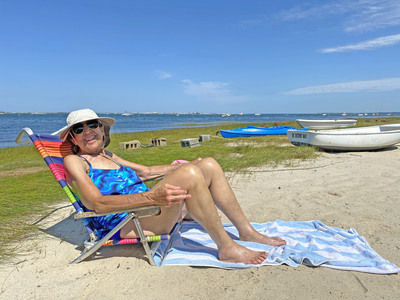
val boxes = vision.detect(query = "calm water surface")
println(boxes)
[1,112,398,148]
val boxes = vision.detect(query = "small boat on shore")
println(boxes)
[287,124,400,151]
[297,119,357,129]
[220,126,306,138]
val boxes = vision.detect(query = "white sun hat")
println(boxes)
[58,108,115,142]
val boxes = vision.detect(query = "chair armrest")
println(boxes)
[15,127,34,145]
[74,205,161,219]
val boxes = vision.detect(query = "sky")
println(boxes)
[1,0,400,114]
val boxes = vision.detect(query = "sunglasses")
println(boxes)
[71,120,100,135]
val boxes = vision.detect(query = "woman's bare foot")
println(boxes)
[218,243,268,265]
[240,230,286,246]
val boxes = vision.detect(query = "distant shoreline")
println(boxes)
[1,111,400,115]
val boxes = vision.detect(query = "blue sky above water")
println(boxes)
[1,0,400,114]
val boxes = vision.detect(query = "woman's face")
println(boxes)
[70,119,105,153]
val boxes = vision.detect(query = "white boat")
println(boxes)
[380,124,400,131]
[297,119,357,129]
[287,125,400,151]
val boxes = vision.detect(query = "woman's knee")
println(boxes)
[197,157,223,173]
[176,164,205,184]
[200,157,217,165]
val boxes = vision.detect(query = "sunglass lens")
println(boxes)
[72,124,84,134]
[87,120,99,129]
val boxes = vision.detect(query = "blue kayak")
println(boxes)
[220,126,307,138]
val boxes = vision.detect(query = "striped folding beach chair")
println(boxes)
[15,127,170,265]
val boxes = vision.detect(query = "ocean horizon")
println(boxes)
[2,111,399,149]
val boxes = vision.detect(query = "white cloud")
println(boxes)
[344,0,400,32]
[319,33,400,53]
[284,78,400,95]
[181,79,246,103]
[277,0,400,33]
[155,70,172,79]
[277,2,353,22]
[182,80,230,97]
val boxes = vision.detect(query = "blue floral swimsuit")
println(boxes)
[73,155,150,239]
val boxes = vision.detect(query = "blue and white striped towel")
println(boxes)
[154,220,400,274]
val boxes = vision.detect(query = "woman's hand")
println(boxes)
[171,158,202,166]
[189,158,202,164]
[146,184,191,207]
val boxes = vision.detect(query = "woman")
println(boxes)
[61,108,286,265]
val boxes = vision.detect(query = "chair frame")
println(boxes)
[15,127,168,265]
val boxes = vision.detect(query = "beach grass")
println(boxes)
[108,121,314,170]
[0,117,399,260]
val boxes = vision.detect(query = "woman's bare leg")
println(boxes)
[121,163,268,264]
[193,157,286,246]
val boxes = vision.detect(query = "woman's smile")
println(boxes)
[84,134,97,143]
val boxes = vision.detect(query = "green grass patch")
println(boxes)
[355,116,400,127]
[0,144,45,172]
[108,120,303,170]
[0,170,67,260]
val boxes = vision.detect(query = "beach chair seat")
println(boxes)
[15,127,170,265]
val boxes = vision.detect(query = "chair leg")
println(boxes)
[70,213,135,264]
[133,217,156,266]
[159,221,183,266]
[150,240,162,256]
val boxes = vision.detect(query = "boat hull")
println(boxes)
[296,119,357,129]
[287,125,400,151]
[220,126,305,138]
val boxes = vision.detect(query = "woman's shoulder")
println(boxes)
[64,154,87,171]
[64,154,81,163]
[64,155,92,181]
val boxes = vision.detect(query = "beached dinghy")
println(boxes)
[220,126,306,138]
[297,119,357,129]
[287,124,400,151]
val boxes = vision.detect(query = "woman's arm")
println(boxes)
[64,155,190,213]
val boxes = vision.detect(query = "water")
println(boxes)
[1,111,399,148]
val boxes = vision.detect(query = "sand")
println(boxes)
[1,148,399,299]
